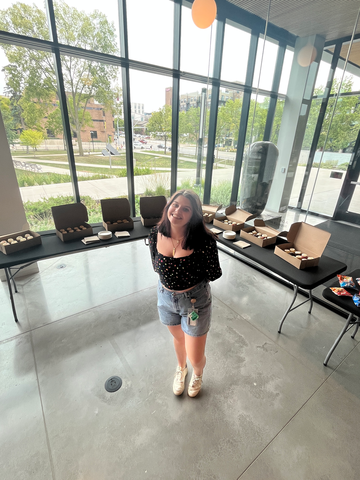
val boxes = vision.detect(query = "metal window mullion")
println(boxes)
[119,0,135,214]
[53,48,80,202]
[170,0,181,194]
[203,14,225,204]
[297,42,341,209]
[45,0,58,43]
[46,0,80,202]
[230,29,259,205]
[263,41,286,141]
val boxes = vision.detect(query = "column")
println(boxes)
[0,111,39,280]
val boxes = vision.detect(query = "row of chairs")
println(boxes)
[13,160,42,172]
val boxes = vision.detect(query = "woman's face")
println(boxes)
[167,195,193,229]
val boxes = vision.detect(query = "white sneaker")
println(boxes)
[173,365,188,395]
[188,372,203,397]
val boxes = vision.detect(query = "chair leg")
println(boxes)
[324,313,353,366]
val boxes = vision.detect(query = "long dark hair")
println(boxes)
[158,189,217,250]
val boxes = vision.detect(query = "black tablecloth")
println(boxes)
[0,220,151,269]
[216,231,347,290]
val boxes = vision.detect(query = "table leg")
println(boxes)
[308,289,313,313]
[278,285,298,333]
[5,267,19,323]
[324,313,353,366]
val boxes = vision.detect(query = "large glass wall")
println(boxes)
[2,0,360,234]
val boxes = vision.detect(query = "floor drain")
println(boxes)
[105,376,122,392]
[57,264,66,269]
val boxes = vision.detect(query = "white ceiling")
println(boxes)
[226,0,360,44]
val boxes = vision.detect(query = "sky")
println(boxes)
[1,0,360,112]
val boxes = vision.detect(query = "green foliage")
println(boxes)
[46,107,64,137]
[209,181,233,205]
[0,96,18,144]
[19,129,44,155]
[147,105,172,149]
[0,1,119,156]
[15,169,110,187]
[303,77,360,152]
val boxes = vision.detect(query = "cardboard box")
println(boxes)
[213,205,255,231]
[51,203,93,242]
[274,222,331,269]
[140,196,166,227]
[101,198,134,231]
[240,219,281,247]
[0,230,42,255]
[202,204,222,223]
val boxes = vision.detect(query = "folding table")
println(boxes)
[322,269,360,366]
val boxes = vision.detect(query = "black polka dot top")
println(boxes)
[147,226,222,290]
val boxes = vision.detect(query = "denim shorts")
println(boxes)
[157,279,212,337]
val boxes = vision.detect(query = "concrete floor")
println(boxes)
[1,240,360,480]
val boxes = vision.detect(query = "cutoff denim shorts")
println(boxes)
[157,279,212,337]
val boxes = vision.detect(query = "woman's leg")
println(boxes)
[184,333,207,376]
[167,325,187,368]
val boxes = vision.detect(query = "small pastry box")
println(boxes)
[202,204,222,223]
[101,198,134,232]
[274,222,331,269]
[0,230,42,255]
[140,196,167,227]
[213,205,255,232]
[240,219,281,247]
[52,203,93,242]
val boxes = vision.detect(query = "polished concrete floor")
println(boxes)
[1,240,360,480]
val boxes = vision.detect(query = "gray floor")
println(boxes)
[1,240,360,480]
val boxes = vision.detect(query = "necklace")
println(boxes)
[171,237,183,258]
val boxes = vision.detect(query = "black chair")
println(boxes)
[322,269,360,366]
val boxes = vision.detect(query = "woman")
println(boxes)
[147,190,222,397]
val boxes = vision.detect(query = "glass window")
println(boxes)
[0,43,83,231]
[221,22,250,85]
[314,50,332,94]
[246,94,270,145]
[0,0,50,40]
[252,37,279,91]
[59,55,125,220]
[178,80,211,201]
[270,98,285,145]
[278,47,294,95]
[127,0,173,68]
[180,4,216,77]
[130,69,172,203]
[288,98,322,208]
[210,88,243,206]
[54,1,120,55]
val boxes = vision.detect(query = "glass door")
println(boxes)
[333,128,360,225]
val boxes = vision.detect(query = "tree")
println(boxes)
[46,107,66,149]
[20,129,44,155]
[0,96,18,144]
[147,105,172,152]
[216,98,242,146]
[0,1,119,156]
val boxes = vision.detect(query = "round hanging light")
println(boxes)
[297,43,317,67]
[192,0,217,29]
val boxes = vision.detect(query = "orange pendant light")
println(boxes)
[192,0,217,29]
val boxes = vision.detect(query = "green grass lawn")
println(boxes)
[22,151,198,169]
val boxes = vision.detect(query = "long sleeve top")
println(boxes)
[147,226,222,290]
